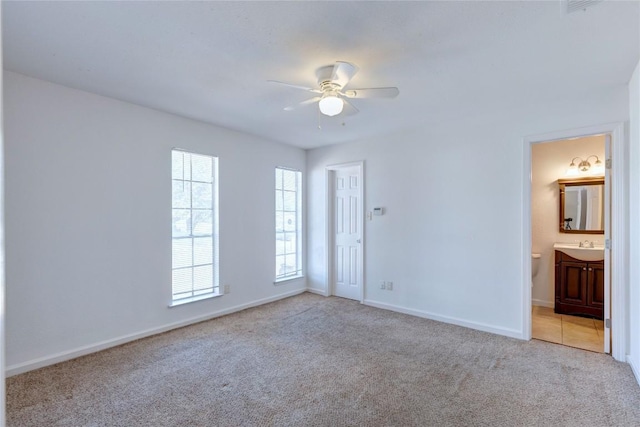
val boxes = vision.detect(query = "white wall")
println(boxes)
[4,71,306,374]
[531,136,605,307]
[629,60,640,383]
[307,90,629,339]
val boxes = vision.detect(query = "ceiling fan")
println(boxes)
[269,61,399,117]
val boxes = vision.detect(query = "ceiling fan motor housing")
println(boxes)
[319,81,341,94]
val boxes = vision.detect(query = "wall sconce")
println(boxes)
[566,155,604,176]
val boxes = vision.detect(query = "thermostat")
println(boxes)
[373,207,384,216]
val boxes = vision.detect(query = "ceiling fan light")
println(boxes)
[318,95,343,116]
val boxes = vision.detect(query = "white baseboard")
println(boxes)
[532,299,554,308]
[627,355,640,387]
[6,289,306,377]
[363,299,524,340]
[306,287,327,296]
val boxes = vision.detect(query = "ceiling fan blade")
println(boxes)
[341,98,359,116]
[343,87,399,99]
[330,61,359,88]
[268,80,322,93]
[283,96,322,111]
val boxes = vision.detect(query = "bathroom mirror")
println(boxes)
[558,177,604,234]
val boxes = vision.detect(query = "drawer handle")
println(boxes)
[588,268,593,271]
[583,267,587,271]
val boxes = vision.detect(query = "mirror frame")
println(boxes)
[558,176,605,234]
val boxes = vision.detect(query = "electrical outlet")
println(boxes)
[224,284,230,294]
[380,281,386,290]
[387,282,393,291]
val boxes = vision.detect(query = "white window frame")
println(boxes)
[170,149,220,306]
[275,167,303,282]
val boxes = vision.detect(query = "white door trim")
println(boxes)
[522,122,626,361]
[325,161,365,303]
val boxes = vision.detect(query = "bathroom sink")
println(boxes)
[553,243,604,261]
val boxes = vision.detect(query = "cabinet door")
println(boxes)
[559,261,588,306]
[587,263,605,309]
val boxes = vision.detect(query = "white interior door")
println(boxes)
[331,165,363,301]
[604,134,611,354]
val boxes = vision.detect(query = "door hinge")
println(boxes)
[605,318,611,328]
[605,239,611,249]
[605,158,612,169]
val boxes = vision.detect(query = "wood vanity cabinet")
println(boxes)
[554,250,604,320]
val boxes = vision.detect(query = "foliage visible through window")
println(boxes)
[275,168,302,280]
[172,150,219,302]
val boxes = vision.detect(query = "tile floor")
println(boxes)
[532,305,604,353]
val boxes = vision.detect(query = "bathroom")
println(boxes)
[531,134,606,352]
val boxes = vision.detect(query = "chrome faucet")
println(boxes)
[579,240,594,248]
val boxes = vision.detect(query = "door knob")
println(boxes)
[583,267,587,271]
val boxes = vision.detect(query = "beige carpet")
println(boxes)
[7,293,640,426]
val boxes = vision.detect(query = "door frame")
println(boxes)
[522,123,625,361]
[325,161,365,303]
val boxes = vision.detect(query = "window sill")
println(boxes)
[169,292,221,308]
[274,275,305,285]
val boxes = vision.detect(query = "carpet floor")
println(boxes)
[7,293,640,426]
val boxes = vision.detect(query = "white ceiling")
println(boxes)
[3,1,639,149]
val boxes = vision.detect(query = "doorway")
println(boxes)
[326,162,364,302]
[523,123,626,361]
[530,134,609,353]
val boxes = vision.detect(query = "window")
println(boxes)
[275,167,302,281]
[171,149,219,304]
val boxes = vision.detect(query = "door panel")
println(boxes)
[336,246,344,283]
[560,262,587,305]
[587,263,605,308]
